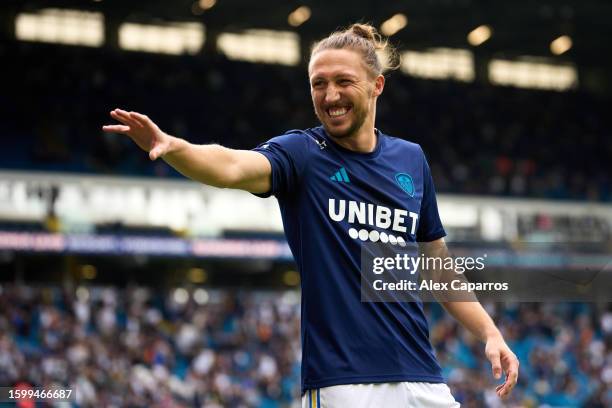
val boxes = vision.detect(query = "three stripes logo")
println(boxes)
[330,167,350,183]
[308,389,320,408]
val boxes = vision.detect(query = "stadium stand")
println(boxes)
[1,42,610,202]
[1,3,611,407]
[0,284,610,407]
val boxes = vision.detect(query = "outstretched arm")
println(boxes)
[102,109,271,193]
[419,238,519,399]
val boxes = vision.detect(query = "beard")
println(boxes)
[316,104,368,140]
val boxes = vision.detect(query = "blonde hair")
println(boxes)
[310,23,399,77]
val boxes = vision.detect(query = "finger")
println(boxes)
[114,108,133,119]
[111,108,130,120]
[496,381,515,398]
[495,374,517,398]
[501,369,518,396]
[110,110,132,126]
[501,354,519,385]
[113,109,143,129]
[102,125,130,133]
[507,367,518,385]
[112,109,143,129]
[128,113,148,129]
[129,111,153,129]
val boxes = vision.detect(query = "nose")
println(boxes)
[324,84,341,103]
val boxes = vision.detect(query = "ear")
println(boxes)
[372,74,385,97]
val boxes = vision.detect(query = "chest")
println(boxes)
[301,149,425,241]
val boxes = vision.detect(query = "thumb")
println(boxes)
[149,145,164,161]
[489,351,502,379]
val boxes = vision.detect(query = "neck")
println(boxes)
[329,109,377,153]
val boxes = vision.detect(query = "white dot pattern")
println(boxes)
[358,229,369,241]
[397,236,406,247]
[348,229,409,246]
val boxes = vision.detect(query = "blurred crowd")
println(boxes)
[431,302,612,407]
[2,41,611,201]
[0,285,301,407]
[1,283,610,407]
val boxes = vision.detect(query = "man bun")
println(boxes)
[311,23,399,76]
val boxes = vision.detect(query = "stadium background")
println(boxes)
[0,1,611,407]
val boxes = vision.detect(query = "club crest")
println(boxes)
[395,173,415,197]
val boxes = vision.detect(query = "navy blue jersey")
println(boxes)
[253,126,446,393]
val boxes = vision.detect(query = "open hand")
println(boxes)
[102,109,171,160]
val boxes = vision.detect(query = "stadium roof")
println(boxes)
[3,0,612,68]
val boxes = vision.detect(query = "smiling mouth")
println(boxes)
[326,106,351,119]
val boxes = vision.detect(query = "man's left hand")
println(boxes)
[485,334,519,399]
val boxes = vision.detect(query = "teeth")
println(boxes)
[329,107,348,117]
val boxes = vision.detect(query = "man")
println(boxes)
[104,23,518,407]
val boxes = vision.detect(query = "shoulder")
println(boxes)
[262,127,327,152]
[380,131,426,158]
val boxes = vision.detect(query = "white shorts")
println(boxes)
[301,382,460,408]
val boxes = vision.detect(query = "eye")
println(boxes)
[338,79,353,86]
[311,80,325,88]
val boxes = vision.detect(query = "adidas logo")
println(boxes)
[330,167,350,183]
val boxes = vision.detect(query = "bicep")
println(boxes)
[229,150,272,194]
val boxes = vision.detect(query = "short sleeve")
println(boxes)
[416,149,446,242]
[252,130,312,198]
